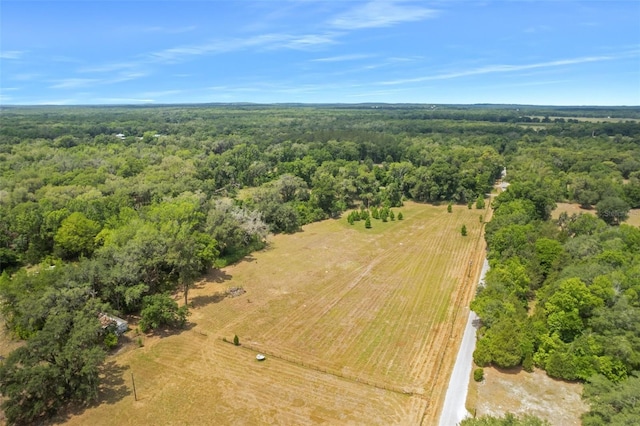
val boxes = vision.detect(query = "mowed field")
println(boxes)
[62,201,488,425]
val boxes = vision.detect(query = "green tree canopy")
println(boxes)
[54,212,101,259]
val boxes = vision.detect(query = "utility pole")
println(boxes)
[131,372,138,401]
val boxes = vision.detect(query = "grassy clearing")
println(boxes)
[470,367,587,425]
[61,201,488,425]
[552,203,640,227]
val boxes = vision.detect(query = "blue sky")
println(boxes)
[1,1,639,106]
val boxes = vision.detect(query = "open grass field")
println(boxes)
[552,202,640,227]
[59,201,489,425]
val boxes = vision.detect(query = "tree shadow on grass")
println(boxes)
[190,292,227,308]
[145,322,195,338]
[52,361,130,423]
[197,268,233,285]
[492,365,524,375]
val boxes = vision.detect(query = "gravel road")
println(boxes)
[438,259,489,426]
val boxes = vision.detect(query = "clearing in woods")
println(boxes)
[61,201,488,425]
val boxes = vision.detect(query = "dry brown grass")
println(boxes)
[552,203,640,227]
[468,367,588,425]
[59,201,490,425]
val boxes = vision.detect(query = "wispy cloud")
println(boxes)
[50,71,147,89]
[79,62,139,73]
[138,89,183,98]
[0,50,25,60]
[50,78,99,89]
[11,73,41,82]
[330,1,438,30]
[380,54,628,85]
[312,54,373,62]
[51,55,83,64]
[146,32,338,64]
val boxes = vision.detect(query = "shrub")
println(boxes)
[139,293,189,332]
[476,196,486,209]
[104,331,118,350]
[523,352,534,372]
[380,208,389,222]
[365,217,372,228]
[398,212,403,220]
[473,368,484,382]
[447,202,453,213]
[468,200,473,209]
[233,334,240,346]
[461,224,467,236]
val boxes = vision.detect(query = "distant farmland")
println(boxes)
[64,201,488,425]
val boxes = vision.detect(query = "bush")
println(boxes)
[473,340,492,366]
[474,368,484,382]
[104,331,118,350]
[398,212,403,220]
[476,196,486,209]
[447,202,453,213]
[233,334,240,346]
[365,217,372,228]
[461,224,467,236]
[523,352,534,372]
[139,294,189,332]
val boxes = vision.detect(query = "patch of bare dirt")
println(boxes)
[470,367,588,425]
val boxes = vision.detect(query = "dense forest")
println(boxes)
[0,104,639,424]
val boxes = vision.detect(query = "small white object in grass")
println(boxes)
[256,354,266,361]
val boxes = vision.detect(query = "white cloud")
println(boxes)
[138,89,183,98]
[50,78,99,89]
[0,50,25,60]
[50,71,146,89]
[79,62,140,73]
[312,54,373,62]
[109,72,147,83]
[146,32,338,64]
[330,1,438,30]
[380,54,625,85]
